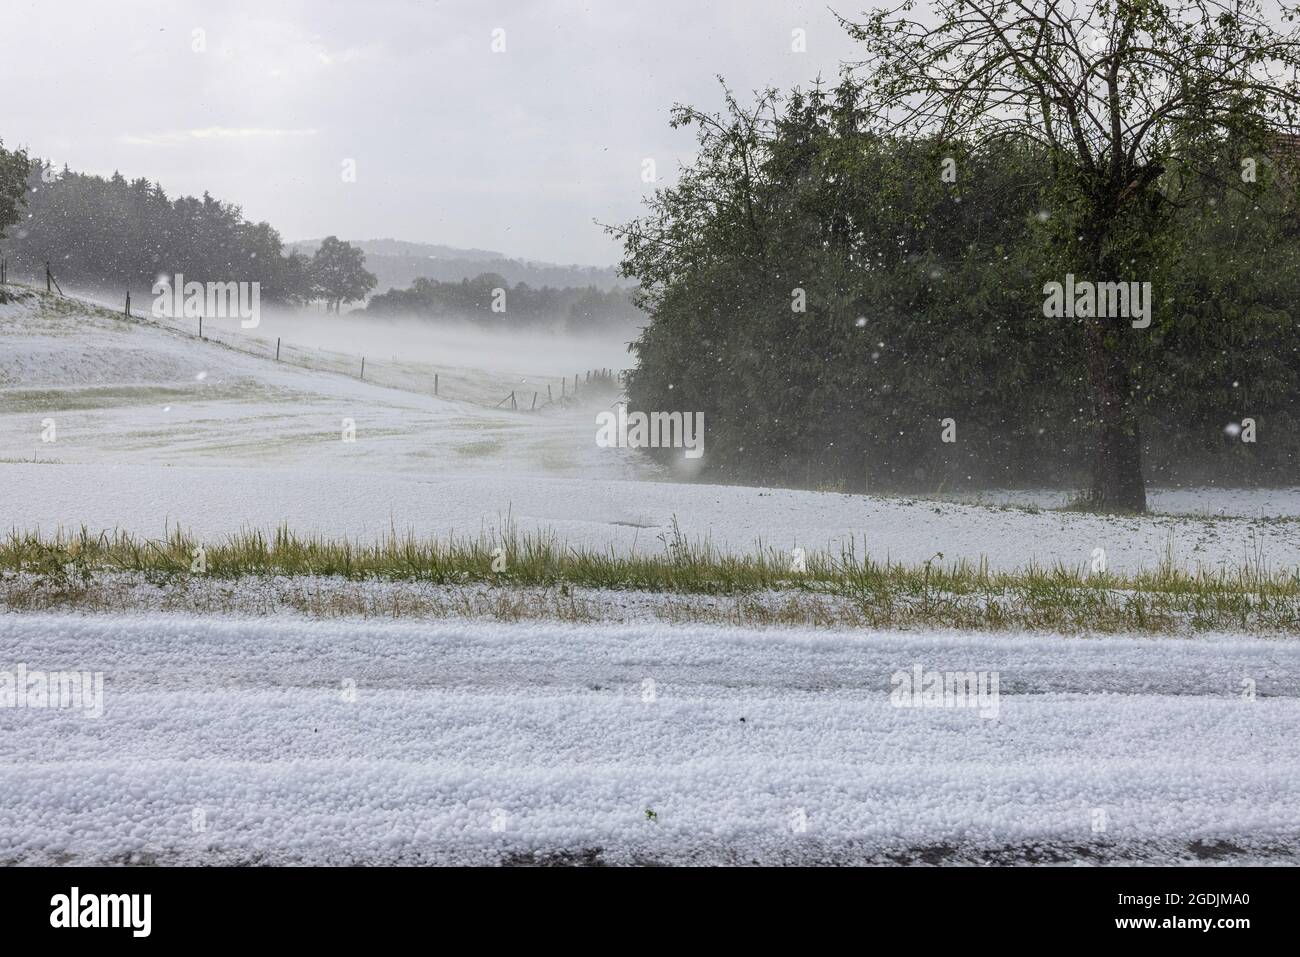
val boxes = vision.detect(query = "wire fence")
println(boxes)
[0,263,622,412]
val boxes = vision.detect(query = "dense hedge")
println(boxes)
[616,83,1300,492]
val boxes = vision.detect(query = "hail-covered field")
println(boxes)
[1,289,1298,865]
[4,290,1300,573]
[4,613,1298,866]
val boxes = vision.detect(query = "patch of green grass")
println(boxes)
[0,385,201,413]
[454,438,506,457]
[3,518,1300,633]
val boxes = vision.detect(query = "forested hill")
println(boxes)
[290,238,627,293]
[363,272,642,333]
[0,161,314,301]
[0,156,624,309]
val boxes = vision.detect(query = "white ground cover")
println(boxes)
[4,461,1299,577]
[3,292,1299,866]
[1,613,1297,865]
[0,289,648,481]
[2,293,1297,576]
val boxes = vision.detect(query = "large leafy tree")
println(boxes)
[612,87,1069,489]
[845,0,1300,510]
[612,68,1300,494]
[311,236,377,313]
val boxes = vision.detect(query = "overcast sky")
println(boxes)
[4,0,863,265]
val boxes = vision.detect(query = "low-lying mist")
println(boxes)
[69,281,639,380]
[261,308,638,378]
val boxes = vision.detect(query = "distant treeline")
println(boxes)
[364,273,642,333]
[0,160,329,303]
[0,151,635,330]
[291,238,628,293]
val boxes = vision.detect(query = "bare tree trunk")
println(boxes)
[1073,202,1148,513]
[1083,317,1147,512]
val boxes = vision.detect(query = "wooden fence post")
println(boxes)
[531,391,537,410]
[45,262,51,293]
[548,384,553,403]
[276,337,281,361]
[198,316,202,339]
[124,291,130,315]
[360,357,365,379]
[434,373,439,396]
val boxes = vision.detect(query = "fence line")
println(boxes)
[4,276,622,412]
[493,368,618,412]
[1,261,69,295]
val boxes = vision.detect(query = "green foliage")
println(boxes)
[0,159,314,302]
[613,77,1300,490]
[365,272,641,332]
[0,139,28,241]
[310,235,377,312]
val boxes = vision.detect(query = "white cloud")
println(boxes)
[117,128,319,147]
[8,0,860,263]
